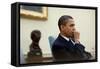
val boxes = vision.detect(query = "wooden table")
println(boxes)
[26,56,54,63]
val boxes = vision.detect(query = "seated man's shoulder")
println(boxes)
[52,40,65,50]
[53,38,62,45]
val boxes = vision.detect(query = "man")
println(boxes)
[52,15,92,62]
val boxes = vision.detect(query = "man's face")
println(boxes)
[61,19,75,38]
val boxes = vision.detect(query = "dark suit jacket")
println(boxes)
[52,34,92,61]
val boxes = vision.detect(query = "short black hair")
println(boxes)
[58,15,73,30]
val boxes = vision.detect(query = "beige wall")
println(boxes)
[20,7,95,57]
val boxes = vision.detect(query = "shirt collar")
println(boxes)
[60,34,69,41]
[60,34,75,45]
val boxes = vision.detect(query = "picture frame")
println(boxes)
[11,2,98,67]
[20,5,48,20]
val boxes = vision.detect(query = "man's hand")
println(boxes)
[74,31,80,43]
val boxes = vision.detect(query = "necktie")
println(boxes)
[69,39,75,45]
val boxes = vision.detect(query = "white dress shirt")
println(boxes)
[60,34,75,45]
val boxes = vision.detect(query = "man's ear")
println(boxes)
[60,25,65,31]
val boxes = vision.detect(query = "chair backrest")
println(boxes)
[48,36,56,60]
[48,36,56,49]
